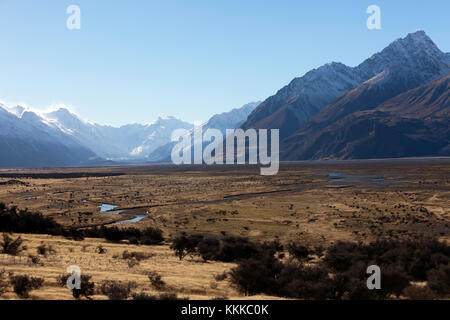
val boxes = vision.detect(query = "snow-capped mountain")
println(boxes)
[43,109,193,160]
[242,31,450,139]
[0,104,97,168]
[127,116,194,158]
[280,31,450,160]
[0,103,194,167]
[146,101,260,162]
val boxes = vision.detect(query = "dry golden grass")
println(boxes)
[0,233,284,300]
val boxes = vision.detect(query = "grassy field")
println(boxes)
[0,159,449,299]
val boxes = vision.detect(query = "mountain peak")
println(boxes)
[52,107,74,116]
[385,30,443,58]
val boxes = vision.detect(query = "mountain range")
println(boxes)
[0,101,258,167]
[0,31,448,168]
[243,30,450,160]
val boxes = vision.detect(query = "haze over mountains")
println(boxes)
[0,101,258,167]
[0,31,448,168]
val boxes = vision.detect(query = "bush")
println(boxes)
[0,202,164,245]
[214,272,228,281]
[230,253,282,296]
[403,285,437,300]
[9,274,44,298]
[141,227,164,245]
[58,274,95,299]
[148,271,166,290]
[427,265,450,297]
[131,292,183,300]
[324,241,367,273]
[0,269,8,296]
[170,234,280,263]
[276,264,334,299]
[99,281,133,300]
[37,243,56,256]
[1,233,25,255]
[229,237,450,300]
[377,265,411,299]
[87,226,164,245]
[287,243,310,261]
[170,234,203,260]
[0,203,64,235]
[122,250,153,261]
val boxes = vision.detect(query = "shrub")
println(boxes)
[97,245,106,254]
[427,265,450,297]
[9,274,44,298]
[58,274,95,299]
[122,250,153,261]
[287,243,310,261]
[0,203,64,235]
[131,291,154,300]
[377,265,411,299]
[197,236,221,262]
[131,292,183,300]
[214,272,228,281]
[99,281,132,300]
[1,233,25,255]
[403,285,437,300]
[230,253,282,296]
[141,227,164,245]
[170,234,278,263]
[0,269,8,296]
[148,271,166,290]
[170,234,203,260]
[88,226,164,245]
[277,264,334,299]
[324,241,367,273]
[37,243,56,256]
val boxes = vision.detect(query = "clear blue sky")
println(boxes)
[0,0,449,126]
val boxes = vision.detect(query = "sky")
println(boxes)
[0,0,449,127]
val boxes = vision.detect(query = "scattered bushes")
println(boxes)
[85,226,164,245]
[0,202,165,244]
[228,237,450,300]
[0,202,64,235]
[1,233,25,255]
[9,274,44,298]
[170,234,282,263]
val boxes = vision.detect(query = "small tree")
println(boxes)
[9,274,44,299]
[1,233,25,255]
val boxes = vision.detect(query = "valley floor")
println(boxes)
[0,159,449,299]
